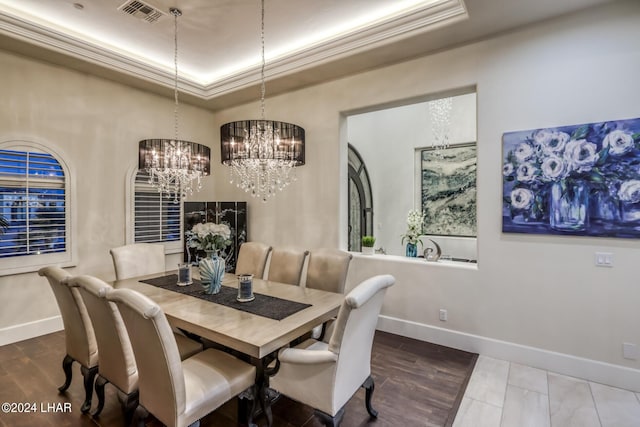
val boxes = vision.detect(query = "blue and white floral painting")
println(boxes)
[502,118,640,237]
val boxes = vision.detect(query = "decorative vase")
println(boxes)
[199,250,225,295]
[405,242,417,257]
[550,179,589,231]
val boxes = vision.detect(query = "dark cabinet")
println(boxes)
[183,201,247,272]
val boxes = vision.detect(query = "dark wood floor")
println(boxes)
[0,330,476,427]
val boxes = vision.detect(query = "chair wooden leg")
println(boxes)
[314,407,344,427]
[80,365,98,413]
[362,375,378,418]
[92,375,108,417]
[131,405,148,427]
[122,390,139,427]
[58,354,74,392]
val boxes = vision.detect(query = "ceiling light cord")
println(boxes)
[172,7,180,142]
[260,0,266,121]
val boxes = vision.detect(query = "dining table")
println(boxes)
[112,270,345,426]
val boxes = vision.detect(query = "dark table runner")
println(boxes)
[139,274,311,321]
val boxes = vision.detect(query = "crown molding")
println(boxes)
[0,10,204,97]
[201,0,468,98]
[0,0,467,101]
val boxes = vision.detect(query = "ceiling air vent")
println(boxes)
[118,0,166,23]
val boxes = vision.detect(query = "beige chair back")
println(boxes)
[305,249,353,293]
[270,274,395,418]
[110,243,165,280]
[38,267,98,368]
[106,288,185,426]
[235,241,272,278]
[329,274,395,412]
[70,275,138,394]
[267,248,309,286]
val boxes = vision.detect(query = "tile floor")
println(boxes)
[452,356,640,427]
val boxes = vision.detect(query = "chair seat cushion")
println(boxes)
[297,338,328,351]
[181,349,256,425]
[174,333,203,360]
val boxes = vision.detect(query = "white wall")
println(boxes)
[0,51,215,340]
[212,1,640,390]
[347,93,477,258]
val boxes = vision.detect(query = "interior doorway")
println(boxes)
[348,144,373,251]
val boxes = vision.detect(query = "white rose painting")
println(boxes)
[502,117,640,237]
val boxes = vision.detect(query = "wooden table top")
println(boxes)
[113,272,344,359]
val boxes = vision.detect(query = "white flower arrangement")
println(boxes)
[186,222,232,252]
[401,209,425,246]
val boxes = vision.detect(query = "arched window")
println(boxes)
[125,168,182,254]
[0,140,75,275]
[348,144,373,251]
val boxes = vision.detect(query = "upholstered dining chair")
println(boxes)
[69,275,203,424]
[270,274,395,427]
[110,243,166,280]
[235,241,272,279]
[267,248,309,286]
[305,249,353,339]
[106,287,257,427]
[38,266,98,414]
[305,249,353,294]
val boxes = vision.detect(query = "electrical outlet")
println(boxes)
[594,252,614,267]
[623,343,638,360]
[439,309,448,321]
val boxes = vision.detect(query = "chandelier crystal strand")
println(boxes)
[219,0,305,202]
[429,97,453,152]
[139,8,210,203]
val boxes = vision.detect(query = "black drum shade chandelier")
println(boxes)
[220,0,305,202]
[138,8,210,202]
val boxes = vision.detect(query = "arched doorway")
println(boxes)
[348,144,373,251]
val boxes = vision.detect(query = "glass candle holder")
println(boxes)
[237,274,255,302]
[177,263,192,286]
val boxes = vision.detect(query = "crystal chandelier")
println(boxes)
[428,97,453,151]
[139,8,210,203]
[220,0,305,202]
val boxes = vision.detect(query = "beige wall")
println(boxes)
[1,0,638,389]
[0,51,215,330]
[212,0,640,385]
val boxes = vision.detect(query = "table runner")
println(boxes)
[139,274,311,321]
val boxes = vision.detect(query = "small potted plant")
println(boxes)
[361,235,376,255]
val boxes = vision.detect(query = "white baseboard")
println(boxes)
[377,315,640,393]
[0,316,63,346]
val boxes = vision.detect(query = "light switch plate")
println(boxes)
[595,252,613,267]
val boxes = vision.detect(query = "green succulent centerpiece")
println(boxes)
[361,235,375,247]
[361,235,376,255]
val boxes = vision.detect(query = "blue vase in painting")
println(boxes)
[199,250,225,294]
[550,179,589,231]
[590,185,620,226]
[405,242,417,257]
[618,180,640,224]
